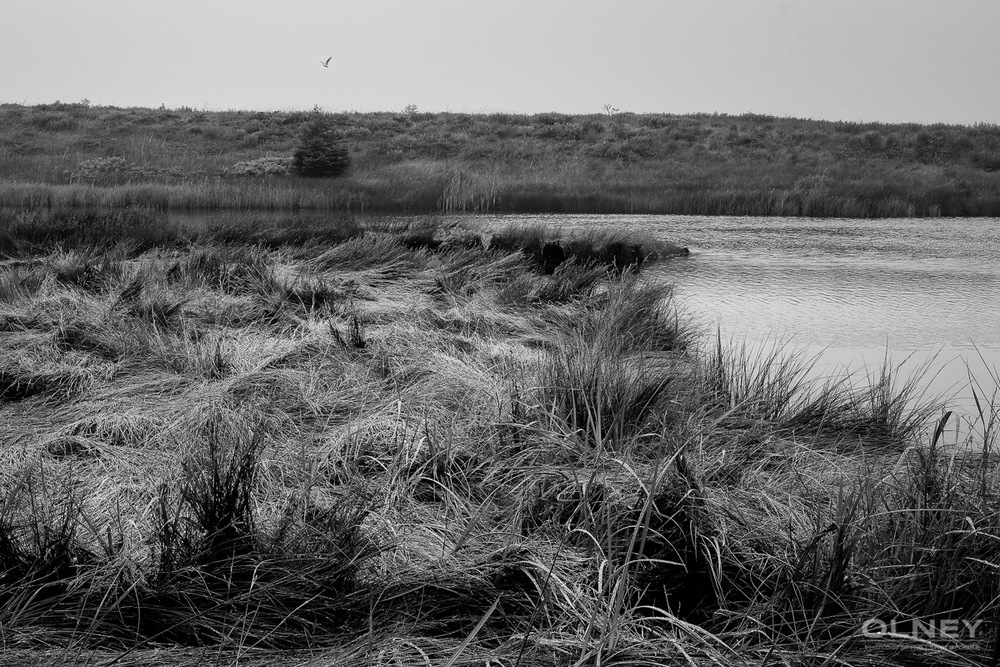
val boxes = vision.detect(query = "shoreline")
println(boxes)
[0,213,997,665]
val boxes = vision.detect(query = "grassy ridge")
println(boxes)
[2,102,1000,216]
[0,213,997,665]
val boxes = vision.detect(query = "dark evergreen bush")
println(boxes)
[292,116,351,177]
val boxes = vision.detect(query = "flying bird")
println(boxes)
[321,57,332,68]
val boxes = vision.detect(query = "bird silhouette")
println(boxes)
[321,57,332,68]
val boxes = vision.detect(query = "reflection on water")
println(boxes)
[478,214,1000,443]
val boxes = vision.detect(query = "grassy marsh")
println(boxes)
[0,212,997,666]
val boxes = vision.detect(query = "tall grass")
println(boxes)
[700,336,943,451]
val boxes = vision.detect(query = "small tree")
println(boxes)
[292,115,351,178]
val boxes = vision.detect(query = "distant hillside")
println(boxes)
[2,102,999,216]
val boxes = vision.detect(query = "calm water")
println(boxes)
[477,214,1000,442]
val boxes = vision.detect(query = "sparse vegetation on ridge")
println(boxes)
[2,102,1000,216]
[0,213,997,666]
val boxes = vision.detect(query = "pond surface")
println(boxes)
[474,214,1000,444]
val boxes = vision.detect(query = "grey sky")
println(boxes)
[2,0,998,124]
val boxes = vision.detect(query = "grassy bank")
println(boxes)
[2,102,1000,216]
[0,212,997,666]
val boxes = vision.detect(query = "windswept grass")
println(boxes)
[0,213,997,666]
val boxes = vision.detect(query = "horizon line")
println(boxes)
[3,99,997,129]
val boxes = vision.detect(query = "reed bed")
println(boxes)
[0,213,997,666]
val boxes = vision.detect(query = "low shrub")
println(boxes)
[222,156,293,177]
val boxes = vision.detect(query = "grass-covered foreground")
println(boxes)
[0,211,998,666]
